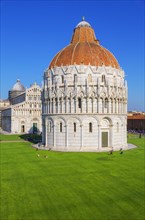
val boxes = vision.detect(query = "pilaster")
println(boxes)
[53,98,55,114]
[53,124,56,147]
[110,124,113,147]
[62,98,64,113]
[80,124,83,150]
[92,97,94,113]
[65,124,68,148]
[42,119,45,145]
[86,98,88,113]
[98,124,101,150]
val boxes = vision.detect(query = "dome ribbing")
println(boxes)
[49,19,120,69]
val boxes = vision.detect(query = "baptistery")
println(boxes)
[42,18,128,151]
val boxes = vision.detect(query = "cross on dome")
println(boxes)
[76,17,91,28]
[82,16,85,21]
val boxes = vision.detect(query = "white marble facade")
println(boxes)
[2,83,42,134]
[42,64,128,151]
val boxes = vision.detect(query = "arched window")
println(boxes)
[89,122,92,132]
[56,98,58,113]
[60,122,62,132]
[74,123,76,132]
[62,75,64,83]
[105,98,108,108]
[102,75,105,82]
[78,98,82,109]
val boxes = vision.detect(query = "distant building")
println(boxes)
[42,18,128,151]
[127,112,145,131]
[2,80,42,134]
[0,99,10,127]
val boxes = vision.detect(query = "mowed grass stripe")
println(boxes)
[0,137,144,220]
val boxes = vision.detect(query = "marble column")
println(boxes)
[50,99,53,114]
[112,99,114,114]
[108,99,111,114]
[81,98,83,113]
[98,98,101,113]
[66,97,68,113]
[116,99,118,114]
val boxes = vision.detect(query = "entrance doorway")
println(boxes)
[21,125,25,133]
[33,123,38,134]
[102,132,108,147]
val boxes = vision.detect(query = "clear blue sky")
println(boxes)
[1,0,144,111]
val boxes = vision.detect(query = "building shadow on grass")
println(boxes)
[19,134,42,144]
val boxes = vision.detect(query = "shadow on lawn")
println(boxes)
[19,134,42,144]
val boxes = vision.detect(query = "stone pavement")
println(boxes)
[32,143,137,152]
[127,143,137,150]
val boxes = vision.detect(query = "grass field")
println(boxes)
[0,134,42,143]
[0,134,144,220]
[0,134,23,141]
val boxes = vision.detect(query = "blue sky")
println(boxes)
[1,0,144,111]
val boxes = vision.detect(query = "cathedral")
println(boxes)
[42,18,128,151]
[2,80,42,134]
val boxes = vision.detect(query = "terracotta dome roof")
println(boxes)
[49,19,120,69]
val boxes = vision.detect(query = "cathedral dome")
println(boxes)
[11,79,25,92]
[49,18,120,69]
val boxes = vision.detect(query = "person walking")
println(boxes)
[109,147,113,155]
[120,148,123,154]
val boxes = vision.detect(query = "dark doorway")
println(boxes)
[102,132,108,147]
[33,123,38,134]
[21,125,25,133]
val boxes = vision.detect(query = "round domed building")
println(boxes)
[42,18,128,151]
[9,79,25,103]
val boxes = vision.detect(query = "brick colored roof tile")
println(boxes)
[49,23,120,69]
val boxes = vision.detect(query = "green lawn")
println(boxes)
[0,134,23,141]
[0,135,144,220]
[0,134,42,143]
